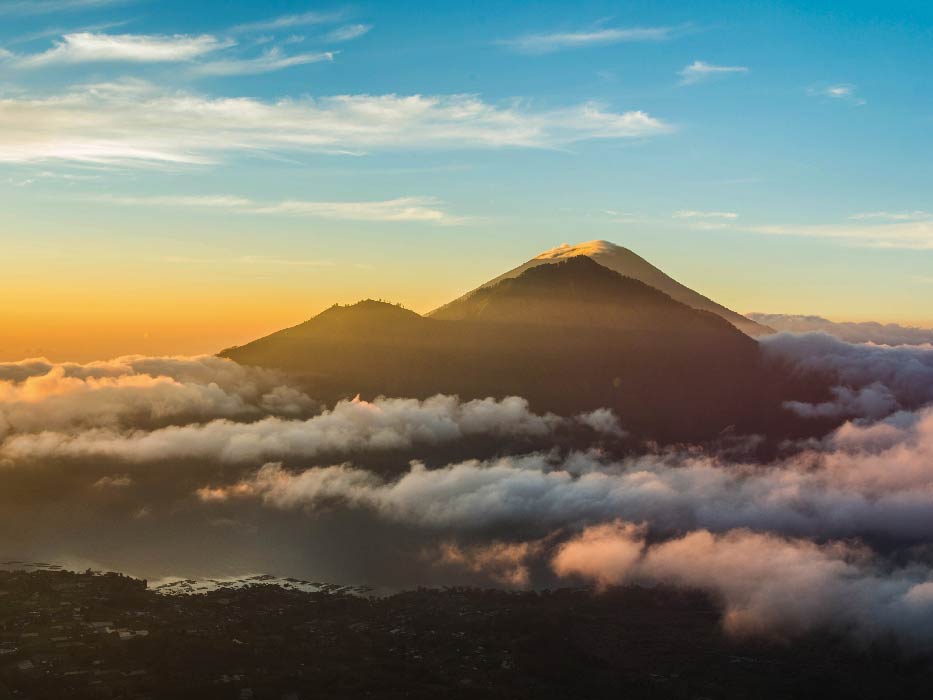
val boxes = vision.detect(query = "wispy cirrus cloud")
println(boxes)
[502,25,678,54]
[327,24,372,42]
[229,10,344,34]
[16,32,232,66]
[849,211,931,222]
[87,193,466,224]
[0,81,672,167]
[744,221,933,249]
[679,60,749,85]
[679,210,933,250]
[0,0,132,15]
[808,83,866,105]
[673,210,738,219]
[191,47,334,76]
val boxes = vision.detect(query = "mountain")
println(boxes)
[222,257,773,441]
[430,240,772,337]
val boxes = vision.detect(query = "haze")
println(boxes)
[2,0,932,361]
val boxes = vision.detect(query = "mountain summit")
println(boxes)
[430,240,771,337]
[222,256,767,441]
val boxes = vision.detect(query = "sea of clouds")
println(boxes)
[2,333,933,644]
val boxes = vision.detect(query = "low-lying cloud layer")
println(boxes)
[761,332,933,417]
[192,403,933,541]
[0,355,315,438]
[0,394,620,464]
[751,314,933,346]
[3,333,933,644]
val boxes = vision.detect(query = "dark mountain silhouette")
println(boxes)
[222,256,783,442]
[431,240,772,337]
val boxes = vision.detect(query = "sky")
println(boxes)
[0,0,931,361]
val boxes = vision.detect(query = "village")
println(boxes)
[2,566,932,699]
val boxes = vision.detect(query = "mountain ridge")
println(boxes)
[221,255,769,442]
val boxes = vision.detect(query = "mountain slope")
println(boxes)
[430,240,772,337]
[222,259,768,442]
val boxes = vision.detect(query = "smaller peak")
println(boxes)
[534,240,622,260]
[316,299,420,320]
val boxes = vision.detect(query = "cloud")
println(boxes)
[783,382,897,419]
[0,0,130,15]
[551,523,933,641]
[434,540,545,588]
[3,337,931,540]
[1,396,579,464]
[230,11,345,34]
[0,355,315,438]
[809,83,866,105]
[252,197,464,224]
[87,194,465,225]
[740,220,933,249]
[672,210,738,219]
[850,211,932,222]
[576,408,626,437]
[679,60,749,85]
[185,396,933,543]
[327,24,372,42]
[2,336,933,645]
[761,332,933,413]
[191,47,334,76]
[503,26,677,54]
[16,32,232,67]
[0,81,672,166]
[748,314,933,346]
[552,521,645,589]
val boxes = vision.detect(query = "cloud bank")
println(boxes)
[761,332,933,416]
[3,335,933,644]
[0,355,315,438]
[1,395,621,464]
[750,314,933,346]
[189,404,933,542]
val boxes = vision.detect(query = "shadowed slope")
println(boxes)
[222,259,769,441]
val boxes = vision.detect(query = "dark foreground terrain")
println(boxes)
[1,569,931,699]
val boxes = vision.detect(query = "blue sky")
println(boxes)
[1,0,931,359]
